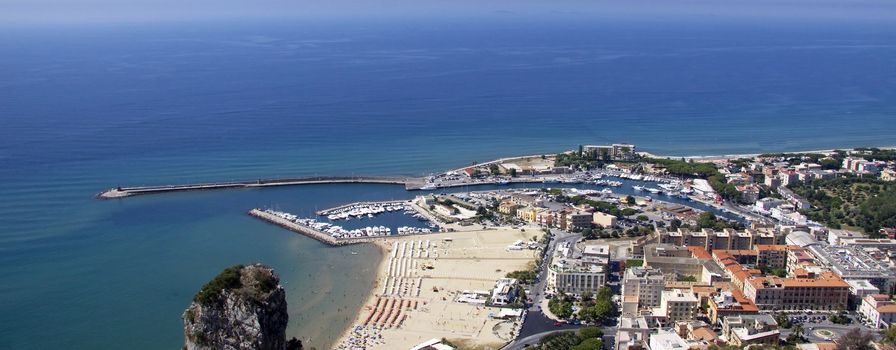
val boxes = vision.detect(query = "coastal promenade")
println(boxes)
[97,176,423,199]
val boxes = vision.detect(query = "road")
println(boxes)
[504,229,588,349]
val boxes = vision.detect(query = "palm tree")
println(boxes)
[788,324,804,344]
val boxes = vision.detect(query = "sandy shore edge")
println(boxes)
[333,240,390,348]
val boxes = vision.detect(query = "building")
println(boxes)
[656,289,698,323]
[722,314,780,347]
[882,168,896,182]
[411,338,456,350]
[805,244,896,292]
[567,212,594,230]
[490,278,519,306]
[621,266,666,314]
[497,201,520,215]
[707,288,759,325]
[827,229,867,246]
[657,227,787,252]
[847,279,881,308]
[547,242,607,295]
[582,143,637,161]
[643,244,705,277]
[615,316,651,350]
[649,330,691,350]
[742,272,850,311]
[756,245,800,269]
[593,211,618,228]
[582,244,611,264]
[859,294,896,329]
[754,198,785,214]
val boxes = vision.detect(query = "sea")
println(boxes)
[1,15,895,350]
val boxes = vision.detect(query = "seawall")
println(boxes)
[97,176,421,199]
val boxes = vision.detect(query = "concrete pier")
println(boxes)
[97,176,420,199]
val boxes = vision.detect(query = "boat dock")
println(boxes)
[315,200,411,216]
[97,176,423,199]
[249,209,377,246]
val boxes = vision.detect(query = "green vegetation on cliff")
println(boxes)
[194,264,244,305]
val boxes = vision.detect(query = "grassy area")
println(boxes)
[790,177,896,234]
[625,259,644,267]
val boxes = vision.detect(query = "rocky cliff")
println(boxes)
[183,264,297,350]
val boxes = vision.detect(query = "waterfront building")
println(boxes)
[580,143,637,161]
[722,314,780,347]
[490,278,519,306]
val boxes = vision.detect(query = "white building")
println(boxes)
[621,266,666,315]
[649,330,691,350]
[656,289,698,322]
[490,278,519,306]
[615,316,651,350]
[547,242,607,295]
[859,294,896,328]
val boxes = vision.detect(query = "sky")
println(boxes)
[1,0,895,26]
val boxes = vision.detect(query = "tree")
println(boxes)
[697,212,718,229]
[509,168,518,177]
[787,324,805,344]
[883,324,896,343]
[489,164,500,175]
[624,195,635,204]
[570,338,602,350]
[549,294,574,319]
[578,327,603,340]
[836,328,874,350]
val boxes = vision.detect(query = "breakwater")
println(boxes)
[97,176,422,199]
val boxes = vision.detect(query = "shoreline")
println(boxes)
[96,144,896,199]
[333,239,391,349]
[639,145,896,162]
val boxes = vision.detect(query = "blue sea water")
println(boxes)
[1,16,895,349]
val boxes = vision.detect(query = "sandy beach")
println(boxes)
[335,224,541,350]
[638,145,896,162]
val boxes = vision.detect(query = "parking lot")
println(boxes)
[774,311,879,343]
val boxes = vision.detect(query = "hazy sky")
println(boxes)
[1,0,894,25]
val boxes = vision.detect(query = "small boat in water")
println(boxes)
[351,251,358,255]
[632,185,644,191]
[497,180,510,185]
[542,179,561,184]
